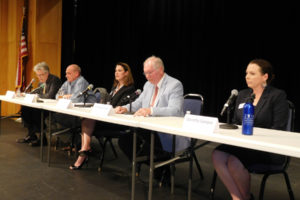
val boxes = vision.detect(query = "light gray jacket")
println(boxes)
[125,73,190,152]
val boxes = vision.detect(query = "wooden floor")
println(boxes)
[0,118,299,200]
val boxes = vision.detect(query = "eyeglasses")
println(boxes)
[36,73,47,77]
[143,69,156,76]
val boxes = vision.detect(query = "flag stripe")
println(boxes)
[15,15,28,90]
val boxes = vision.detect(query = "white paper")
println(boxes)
[182,114,219,134]
[5,91,15,99]
[24,94,37,103]
[91,103,115,116]
[56,99,73,109]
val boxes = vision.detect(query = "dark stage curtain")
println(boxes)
[61,0,300,131]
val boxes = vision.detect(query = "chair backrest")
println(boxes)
[259,100,295,169]
[183,93,204,148]
[183,93,204,116]
[93,87,109,104]
[286,100,295,132]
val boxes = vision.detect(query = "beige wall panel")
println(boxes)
[3,0,21,115]
[0,0,14,115]
[37,2,61,43]
[0,0,8,95]
[35,0,62,78]
[35,43,61,76]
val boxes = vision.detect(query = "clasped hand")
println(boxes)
[133,108,151,117]
[114,106,151,117]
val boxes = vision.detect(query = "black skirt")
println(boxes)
[215,144,287,172]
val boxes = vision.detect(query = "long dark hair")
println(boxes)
[113,62,134,87]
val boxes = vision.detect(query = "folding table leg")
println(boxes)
[47,112,52,166]
[148,131,155,200]
[40,110,44,161]
[131,128,137,200]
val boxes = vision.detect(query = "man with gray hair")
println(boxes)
[17,61,61,146]
[116,55,188,185]
[31,61,62,98]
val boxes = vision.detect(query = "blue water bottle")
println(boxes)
[242,94,255,135]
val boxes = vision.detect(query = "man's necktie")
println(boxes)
[150,86,158,107]
[43,83,46,94]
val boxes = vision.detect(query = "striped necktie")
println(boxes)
[150,86,158,107]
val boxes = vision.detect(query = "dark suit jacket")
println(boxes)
[233,86,288,130]
[107,84,135,107]
[32,74,62,99]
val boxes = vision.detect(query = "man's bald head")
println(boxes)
[66,64,81,83]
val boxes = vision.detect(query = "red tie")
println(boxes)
[151,86,158,107]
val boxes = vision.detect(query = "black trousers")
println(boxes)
[118,129,171,180]
[118,129,170,162]
[52,113,81,128]
[21,106,47,137]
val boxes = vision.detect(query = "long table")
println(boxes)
[1,95,300,200]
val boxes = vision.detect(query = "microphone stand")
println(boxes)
[129,98,133,113]
[24,85,33,93]
[219,106,238,129]
[83,92,88,107]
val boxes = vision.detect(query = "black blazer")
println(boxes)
[107,84,135,107]
[32,74,62,99]
[233,86,288,130]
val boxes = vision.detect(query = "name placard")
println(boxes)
[56,99,73,109]
[91,103,115,117]
[24,94,38,103]
[182,114,219,134]
[5,91,15,99]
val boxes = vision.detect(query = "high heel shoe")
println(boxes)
[69,150,90,170]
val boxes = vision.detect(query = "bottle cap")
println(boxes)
[246,93,255,103]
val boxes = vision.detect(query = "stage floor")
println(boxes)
[0,118,299,200]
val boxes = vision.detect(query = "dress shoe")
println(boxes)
[154,165,171,187]
[29,138,48,147]
[16,135,37,143]
[69,150,90,170]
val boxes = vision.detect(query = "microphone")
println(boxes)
[30,83,45,94]
[122,89,141,103]
[24,78,35,93]
[78,84,94,97]
[220,89,238,116]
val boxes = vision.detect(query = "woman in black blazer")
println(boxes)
[212,59,289,200]
[107,81,135,107]
[70,62,135,170]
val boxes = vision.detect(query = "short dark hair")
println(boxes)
[249,59,274,84]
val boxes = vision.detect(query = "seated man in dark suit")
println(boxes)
[17,61,61,146]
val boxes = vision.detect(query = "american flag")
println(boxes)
[15,13,28,91]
